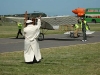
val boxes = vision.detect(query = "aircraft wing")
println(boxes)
[64,30,95,35]
[6,16,78,30]
[6,17,25,23]
[41,16,78,30]
[86,30,95,34]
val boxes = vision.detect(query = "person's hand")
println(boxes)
[88,27,90,30]
[38,15,41,19]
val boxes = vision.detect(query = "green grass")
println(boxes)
[0,22,18,38]
[89,24,100,31]
[0,42,100,75]
[0,26,17,38]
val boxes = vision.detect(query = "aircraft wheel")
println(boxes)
[70,32,74,38]
[38,33,44,41]
[77,34,80,37]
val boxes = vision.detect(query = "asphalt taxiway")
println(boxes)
[0,31,100,53]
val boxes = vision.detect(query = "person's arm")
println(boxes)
[36,15,41,29]
[86,22,90,30]
[24,11,28,27]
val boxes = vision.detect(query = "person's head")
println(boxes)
[78,17,80,19]
[32,17,37,25]
[81,18,84,21]
[71,24,75,27]
[26,20,33,26]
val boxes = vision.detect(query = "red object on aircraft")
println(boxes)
[72,8,85,17]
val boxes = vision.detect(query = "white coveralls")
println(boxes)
[23,19,41,62]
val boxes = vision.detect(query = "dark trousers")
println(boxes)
[82,29,87,40]
[16,29,23,38]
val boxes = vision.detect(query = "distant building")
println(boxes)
[1,12,47,17]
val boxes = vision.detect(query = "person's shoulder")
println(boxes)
[24,27,27,29]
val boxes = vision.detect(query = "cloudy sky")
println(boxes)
[0,0,99,16]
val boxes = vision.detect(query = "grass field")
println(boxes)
[0,42,100,75]
[0,22,100,75]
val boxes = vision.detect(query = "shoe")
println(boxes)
[37,60,41,63]
[16,37,18,39]
[25,62,33,64]
[82,40,85,42]
[78,35,80,37]
[82,40,87,42]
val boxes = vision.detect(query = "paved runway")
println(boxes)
[0,31,100,53]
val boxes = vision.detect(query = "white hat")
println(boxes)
[81,18,84,20]
[26,20,33,23]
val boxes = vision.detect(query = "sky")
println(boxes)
[0,0,99,16]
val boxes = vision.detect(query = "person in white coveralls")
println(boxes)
[23,16,41,64]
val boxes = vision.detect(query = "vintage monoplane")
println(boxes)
[6,11,95,41]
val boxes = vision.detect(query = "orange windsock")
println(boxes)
[72,8,85,17]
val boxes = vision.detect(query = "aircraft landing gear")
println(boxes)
[38,33,44,41]
[70,32,74,38]
[70,32,80,38]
